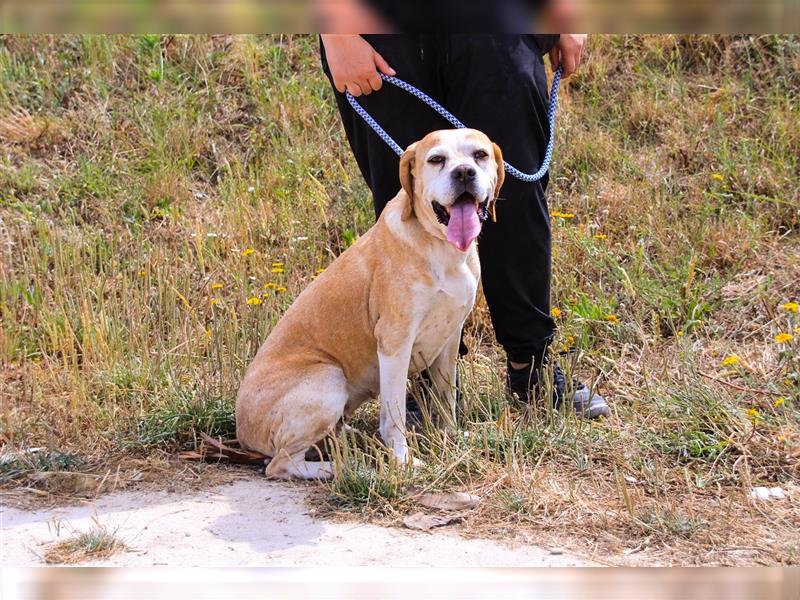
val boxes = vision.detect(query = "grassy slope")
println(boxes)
[1,34,798,565]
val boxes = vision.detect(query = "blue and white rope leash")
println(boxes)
[345,66,563,183]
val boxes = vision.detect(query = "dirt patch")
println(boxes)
[2,478,596,567]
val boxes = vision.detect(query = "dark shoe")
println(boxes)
[406,368,463,431]
[506,360,610,419]
[406,391,425,431]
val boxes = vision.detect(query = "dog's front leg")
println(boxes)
[377,344,413,465]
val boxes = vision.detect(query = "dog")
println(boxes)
[235,128,505,479]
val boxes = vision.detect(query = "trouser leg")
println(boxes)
[321,35,468,423]
[321,34,556,368]
[441,35,556,367]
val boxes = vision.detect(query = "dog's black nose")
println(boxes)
[451,165,476,182]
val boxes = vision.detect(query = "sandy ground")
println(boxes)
[2,479,593,567]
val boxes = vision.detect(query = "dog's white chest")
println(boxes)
[410,260,478,370]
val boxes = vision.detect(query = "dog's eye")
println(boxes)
[473,150,489,160]
[427,155,445,165]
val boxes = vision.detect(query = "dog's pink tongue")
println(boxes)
[446,200,481,252]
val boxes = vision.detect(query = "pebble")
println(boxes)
[768,487,786,500]
[749,486,786,501]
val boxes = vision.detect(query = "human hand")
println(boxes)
[549,34,587,78]
[321,34,396,97]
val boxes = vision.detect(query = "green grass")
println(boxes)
[0,448,83,482]
[1,34,799,565]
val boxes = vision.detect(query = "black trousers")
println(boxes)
[321,35,557,365]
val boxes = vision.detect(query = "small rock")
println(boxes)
[768,487,786,500]
[749,486,786,501]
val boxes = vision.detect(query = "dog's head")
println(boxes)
[399,129,505,252]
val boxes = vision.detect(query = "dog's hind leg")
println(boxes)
[266,449,334,480]
[262,364,348,481]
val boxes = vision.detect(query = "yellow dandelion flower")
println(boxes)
[711,172,724,181]
[242,247,255,257]
[315,268,326,274]
[271,267,284,274]
[774,397,786,408]
[745,408,762,424]
[551,211,576,219]
[774,332,794,344]
[277,286,287,293]
[138,270,147,277]
[567,335,575,345]
[272,261,284,268]
[210,298,219,307]
[246,296,262,306]
[593,233,607,240]
[785,378,795,387]
[203,329,212,342]
[551,307,562,318]
[605,314,619,324]
[781,301,799,313]
[721,354,741,367]
[264,282,277,289]
[676,331,685,337]
[211,283,224,290]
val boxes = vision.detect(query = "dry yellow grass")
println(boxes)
[1,34,798,565]
[42,516,126,564]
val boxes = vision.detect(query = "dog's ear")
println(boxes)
[399,142,417,221]
[489,142,506,222]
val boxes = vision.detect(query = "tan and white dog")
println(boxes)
[236,128,505,479]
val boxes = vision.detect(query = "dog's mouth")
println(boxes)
[432,193,490,226]
[432,192,490,252]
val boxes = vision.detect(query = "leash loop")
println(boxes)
[345,66,562,183]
